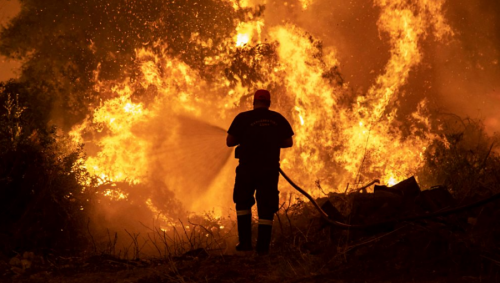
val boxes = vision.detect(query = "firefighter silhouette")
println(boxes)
[226,89,294,255]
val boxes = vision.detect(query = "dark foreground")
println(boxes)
[1,252,497,283]
[3,218,500,283]
[3,185,500,282]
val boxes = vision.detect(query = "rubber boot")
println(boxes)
[235,213,252,251]
[256,223,273,256]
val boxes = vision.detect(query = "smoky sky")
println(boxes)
[1,0,500,131]
[264,0,500,133]
[435,0,500,133]
[0,0,20,81]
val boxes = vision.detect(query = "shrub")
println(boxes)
[0,85,93,256]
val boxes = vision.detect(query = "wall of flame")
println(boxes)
[65,0,497,223]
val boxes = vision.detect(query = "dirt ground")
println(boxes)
[0,255,491,283]
[3,237,499,283]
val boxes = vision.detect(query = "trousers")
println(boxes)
[233,165,280,220]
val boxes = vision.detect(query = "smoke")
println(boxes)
[433,1,500,134]
[0,0,20,81]
[263,0,500,134]
[264,0,390,93]
[147,115,233,208]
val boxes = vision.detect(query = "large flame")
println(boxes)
[71,0,453,217]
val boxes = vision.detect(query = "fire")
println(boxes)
[299,0,313,10]
[235,21,264,47]
[227,0,251,10]
[70,0,454,216]
[236,33,250,47]
[103,189,128,201]
[387,177,397,187]
[82,94,150,184]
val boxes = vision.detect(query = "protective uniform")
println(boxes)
[227,90,294,254]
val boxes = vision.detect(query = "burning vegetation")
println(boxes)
[1,0,500,281]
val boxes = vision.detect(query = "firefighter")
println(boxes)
[226,89,294,255]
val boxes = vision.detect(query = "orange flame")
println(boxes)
[71,0,453,215]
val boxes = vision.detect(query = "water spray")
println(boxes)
[203,120,500,230]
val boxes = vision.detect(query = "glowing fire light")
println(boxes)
[236,33,250,47]
[299,0,313,10]
[234,21,264,47]
[103,189,128,200]
[70,0,454,216]
[387,177,397,187]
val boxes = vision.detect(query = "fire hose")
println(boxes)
[279,168,500,230]
[219,122,500,230]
